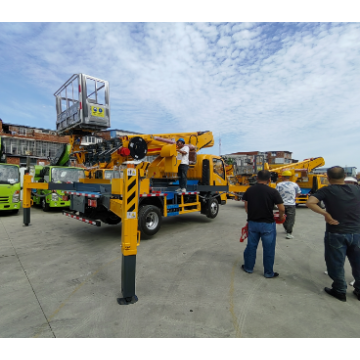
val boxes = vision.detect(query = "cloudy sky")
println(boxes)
[1,21,359,169]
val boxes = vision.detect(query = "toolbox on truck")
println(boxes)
[54,73,110,135]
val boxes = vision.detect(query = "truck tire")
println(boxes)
[206,198,219,219]
[41,198,50,212]
[104,214,121,225]
[138,205,162,236]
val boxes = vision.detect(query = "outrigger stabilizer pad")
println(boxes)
[23,207,30,226]
[117,295,138,305]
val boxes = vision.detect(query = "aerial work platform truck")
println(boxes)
[24,74,231,236]
[224,154,328,205]
[21,73,236,304]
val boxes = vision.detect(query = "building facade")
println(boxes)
[266,150,294,164]
[225,150,297,164]
[0,119,142,166]
[0,119,70,166]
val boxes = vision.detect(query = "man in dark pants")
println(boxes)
[242,170,285,278]
[307,166,360,302]
[176,138,189,192]
[276,170,301,239]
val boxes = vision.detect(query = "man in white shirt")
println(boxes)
[176,138,189,192]
[276,170,301,239]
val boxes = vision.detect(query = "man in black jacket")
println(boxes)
[307,166,360,302]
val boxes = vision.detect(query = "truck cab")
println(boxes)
[92,169,120,180]
[0,163,21,214]
[31,165,85,211]
[295,173,328,207]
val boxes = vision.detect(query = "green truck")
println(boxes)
[0,163,21,214]
[30,143,85,211]
[31,165,85,211]
[0,137,21,214]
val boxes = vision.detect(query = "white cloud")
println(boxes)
[217,35,232,47]
[0,22,360,169]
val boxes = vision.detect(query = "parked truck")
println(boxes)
[0,137,21,214]
[30,143,85,211]
[61,131,229,236]
[30,164,85,211]
[267,157,327,206]
[22,73,233,236]
[224,155,327,206]
[223,153,266,200]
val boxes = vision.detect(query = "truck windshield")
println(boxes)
[320,177,329,185]
[104,170,120,179]
[51,168,85,183]
[0,165,20,184]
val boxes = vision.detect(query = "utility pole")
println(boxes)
[219,135,221,156]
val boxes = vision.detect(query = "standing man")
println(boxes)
[306,166,360,302]
[276,170,301,239]
[344,176,358,186]
[342,176,357,287]
[242,170,285,278]
[176,138,189,192]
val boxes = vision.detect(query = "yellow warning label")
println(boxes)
[127,212,136,219]
[90,106,105,117]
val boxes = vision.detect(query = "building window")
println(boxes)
[18,127,27,135]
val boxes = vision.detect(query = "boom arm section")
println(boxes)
[122,131,214,156]
[68,131,214,169]
[269,157,325,184]
[271,157,325,174]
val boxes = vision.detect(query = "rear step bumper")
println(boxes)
[62,211,101,227]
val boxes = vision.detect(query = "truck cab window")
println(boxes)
[95,170,103,179]
[213,158,225,179]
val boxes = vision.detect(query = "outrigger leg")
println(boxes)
[117,164,140,305]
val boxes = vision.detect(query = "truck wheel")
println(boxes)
[206,198,219,219]
[104,214,121,225]
[41,198,50,212]
[138,205,162,236]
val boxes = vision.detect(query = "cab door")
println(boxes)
[212,158,227,186]
[94,170,103,179]
[44,167,50,183]
[211,157,228,203]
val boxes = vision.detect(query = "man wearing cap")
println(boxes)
[176,138,189,192]
[276,171,301,239]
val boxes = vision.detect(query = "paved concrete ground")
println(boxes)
[0,201,359,338]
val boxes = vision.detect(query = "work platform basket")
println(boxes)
[54,74,110,135]
[232,154,265,176]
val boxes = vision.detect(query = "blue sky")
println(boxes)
[1,22,360,169]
